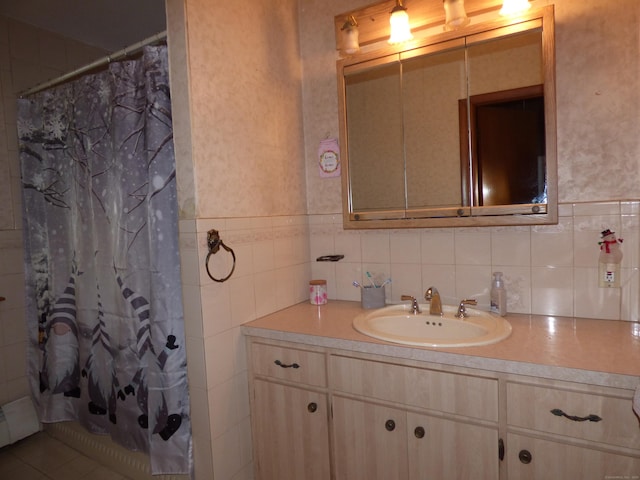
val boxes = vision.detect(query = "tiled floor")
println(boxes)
[0,431,131,480]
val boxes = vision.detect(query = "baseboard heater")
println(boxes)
[0,396,41,448]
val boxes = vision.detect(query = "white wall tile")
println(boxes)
[421,230,455,265]
[361,232,390,263]
[491,230,531,267]
[531,266,574,317]
[421,265,456,306]
[390,231,421,264]
[334,262,362,301]
[334,231,362,263]
[454,230,491,265]
[500,266,531,314]
[389,263,422,302]
[253,271,278,318]
[229,275,257,327]
[573,267,621,320]
[454,265,492,308]
[531,217,574,267]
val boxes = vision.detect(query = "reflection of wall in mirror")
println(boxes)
[468,31,542,96]
[347,66,405,211]
[403,48,466,209]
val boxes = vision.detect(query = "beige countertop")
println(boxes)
[242,301,640,390]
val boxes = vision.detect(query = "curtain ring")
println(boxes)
[205,229,236,283]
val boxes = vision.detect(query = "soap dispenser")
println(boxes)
[490,272,507,316]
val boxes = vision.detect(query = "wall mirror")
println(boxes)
[338,6,556,228]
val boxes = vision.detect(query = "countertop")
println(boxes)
[242,301,640,390]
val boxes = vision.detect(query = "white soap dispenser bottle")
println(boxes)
[490,272,507,316]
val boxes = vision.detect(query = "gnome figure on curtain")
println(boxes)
[41,264,81,398]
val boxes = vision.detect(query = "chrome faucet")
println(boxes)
[455,299,477,319]
[401,295,421,314]
[424,287,442,316]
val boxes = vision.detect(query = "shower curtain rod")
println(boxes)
[19,30,167,97]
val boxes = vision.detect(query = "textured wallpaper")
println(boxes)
[301,0,640,213]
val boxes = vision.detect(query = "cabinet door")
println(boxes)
[332,395,409,480]
[408,412,499,480]
[252,379,330,480]
[507,433,640,480]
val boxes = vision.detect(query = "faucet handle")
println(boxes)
[400,295,421,314]
[455,299,477,318]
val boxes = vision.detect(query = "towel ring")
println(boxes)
[205,229,236,283]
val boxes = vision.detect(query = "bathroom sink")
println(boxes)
[352,304,512,348]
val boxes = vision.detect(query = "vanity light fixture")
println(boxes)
[341,15,360,54]
[388,0,413,44]
[500,0,531,16]
[443,0,470,31]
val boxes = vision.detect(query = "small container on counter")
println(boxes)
[309,279,328,305]
[361,285,386,309]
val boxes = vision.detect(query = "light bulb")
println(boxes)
[500,0,531,16]
[388,2,413,44]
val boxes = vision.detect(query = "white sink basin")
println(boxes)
[353,304,512,348]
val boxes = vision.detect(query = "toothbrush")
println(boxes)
[365,271,377,288]
[352,280,362,288]
[379,278,392,288]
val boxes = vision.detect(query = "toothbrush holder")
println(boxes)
[361,285,386,309]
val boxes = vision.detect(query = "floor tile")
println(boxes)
[0,431,131,480]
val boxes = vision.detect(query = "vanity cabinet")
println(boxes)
[505,379,640,479]
[248,341,331,480]
[330,354,500,480]
[246,336,640,479]
[332,395,499,480]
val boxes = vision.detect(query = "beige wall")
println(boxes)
[1,1,639,479]
[304,0,640,213]
[302,0,639,326]
[167,0,310,477]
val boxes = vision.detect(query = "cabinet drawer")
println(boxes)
[331,355,498,421]
[507,382,640,450]
[507,433,640,480]
[251,342,327,387]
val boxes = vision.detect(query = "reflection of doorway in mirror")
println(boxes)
[460,85,545,207]
[476,95,545,205]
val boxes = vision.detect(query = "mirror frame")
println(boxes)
[337,6,556,229]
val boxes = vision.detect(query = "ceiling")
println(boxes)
[0,0,166,52]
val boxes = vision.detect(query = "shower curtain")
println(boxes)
[17,45,192,475]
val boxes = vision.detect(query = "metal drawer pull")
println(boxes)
[550,408,602,422]
[414,426,425,438]
[385,419,396,431]
[307,402,317,413]
[274,359,300,369]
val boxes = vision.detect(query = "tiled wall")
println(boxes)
[310,201,639,322]
[0,15,105,406]
[169,0,309,477]
[177,216,310,479]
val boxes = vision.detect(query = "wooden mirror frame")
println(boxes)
[337,6,557,229]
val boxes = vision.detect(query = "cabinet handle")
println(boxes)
[550,408,602,423]
[385,419,396,431]
[498,438,504,461]
[307,402,318,413]
[414,426,425,438]
[274,359,300,369]
[518,449,532,464]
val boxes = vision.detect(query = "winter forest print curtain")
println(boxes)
[18,46,192,475]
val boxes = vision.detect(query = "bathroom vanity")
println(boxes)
[243,301,640,480]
